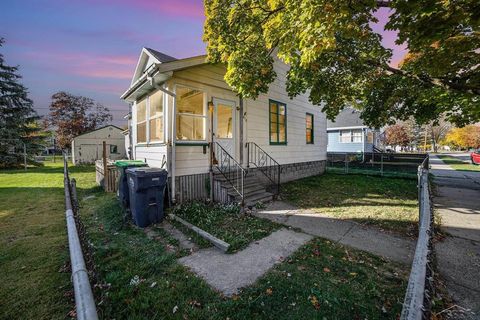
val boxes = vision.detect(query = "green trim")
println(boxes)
[306,112,314,144]
[269,99,287,145]
[175,142,209,146]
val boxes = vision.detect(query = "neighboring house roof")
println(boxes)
[144,48,177,63]
[73,125,124,139]
[327,107,367,131]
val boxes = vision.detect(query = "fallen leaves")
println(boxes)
[309,295,321,310]
[266,288,273,296]
[323,267,331,273]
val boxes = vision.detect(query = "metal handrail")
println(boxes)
[246,142,281,194]
[211,142,246,206]
[63,154,98,320]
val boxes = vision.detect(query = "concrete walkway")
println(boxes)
[430,154,480,317]
[255,201,415,265]
[179,228,312,296]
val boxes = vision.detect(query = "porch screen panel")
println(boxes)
[352,129,362,143]
[176,86,206,141]
[136,98,147,143]
[149,90,164,142]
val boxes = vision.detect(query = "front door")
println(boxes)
[213,98,236,159]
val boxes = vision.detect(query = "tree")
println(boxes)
[444,125,480,149]
[203,0,480,127]
[44,92,112,149]
[384,123,411,151]
[0,38,44,168]
[426,118,452,152]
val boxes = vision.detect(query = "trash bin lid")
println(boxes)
[115,160,147,168]
[126,167,167,177]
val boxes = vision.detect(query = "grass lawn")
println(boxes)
[281,173,419,237]
[436,154,480,172]
[79,189,408,319]
[170,202,282,253]
[0,160,96,319]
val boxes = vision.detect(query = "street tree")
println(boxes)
[203,0,480,127]
[0,38,44,168]
[444,126,480,149]
[44,92,112,149]
[384,123,411,151]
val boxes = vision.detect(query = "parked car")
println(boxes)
[471,148,480,165]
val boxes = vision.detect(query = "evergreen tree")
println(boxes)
[0,38,44,168]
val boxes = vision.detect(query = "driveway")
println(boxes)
[430,154,480,317]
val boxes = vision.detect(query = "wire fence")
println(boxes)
[326,152,428,179]
[400,157,434,320]
[63,154,98,320]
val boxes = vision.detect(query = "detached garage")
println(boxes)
[71,125,126,165]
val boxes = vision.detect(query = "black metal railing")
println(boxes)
[246,142,281,194]
[211,142,246,205]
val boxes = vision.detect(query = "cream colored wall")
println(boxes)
[72,126,126,165]
[130,59,327,175]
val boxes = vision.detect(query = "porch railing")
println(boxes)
[246,142,281,194]
[211,142,246,206]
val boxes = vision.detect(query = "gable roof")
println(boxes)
[130,47,178,86]
[145,48,177,63]
[327,107,367,130]
[73,125,124,139]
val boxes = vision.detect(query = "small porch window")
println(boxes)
[149,90,164,142]
[136,98,147,143]
[176,86,206,141]
[339,130,351,143]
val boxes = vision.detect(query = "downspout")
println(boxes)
[362,128,366,163]
[239,96,244,165]
[128,103,133,160]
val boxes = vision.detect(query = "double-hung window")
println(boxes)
[306,113,314,144]
[136,98,147,143]
[269,100,287,145]
[136,90,164,144]
[149,90,164,142]
[176,86,206,141]
[339,129,363,143]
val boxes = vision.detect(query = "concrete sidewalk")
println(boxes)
[179,228,312,296]
[430,154,480,317]
[255,201,415,265]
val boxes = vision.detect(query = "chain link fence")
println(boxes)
[326,152,428,179]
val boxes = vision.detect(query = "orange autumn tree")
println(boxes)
[444,125,480,149]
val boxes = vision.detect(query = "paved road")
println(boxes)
[430,154,480,317]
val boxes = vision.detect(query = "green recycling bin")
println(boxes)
[115,160,148,209]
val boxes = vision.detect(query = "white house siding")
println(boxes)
[130,60,327,176]
[71,126,126,165]
[245,59,327,165]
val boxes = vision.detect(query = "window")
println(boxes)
[352,129,362,143]
[110,145,118,154]
[176,86,206,141]
[269,100,287,145]
[136,98,147,143]
[306,113,314,144]
[149,90,164,142]
[339,129,363,143]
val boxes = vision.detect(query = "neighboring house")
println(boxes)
[121,47,327,205]
[71,125,126,165]
[327,108,382,153]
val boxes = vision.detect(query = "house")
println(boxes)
[120,47,327,206]
[71,125,126,165]
[327,108,382,153]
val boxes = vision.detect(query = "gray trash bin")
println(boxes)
[126,167,168,228]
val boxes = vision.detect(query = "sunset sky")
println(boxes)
[0,1,406,126]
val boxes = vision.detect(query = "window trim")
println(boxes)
[306,112,314,144]
[269,99,287,145]
[175,84,207,144]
